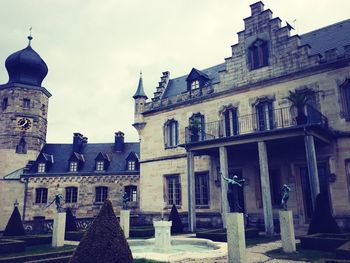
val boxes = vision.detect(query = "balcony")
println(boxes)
[185,106,328,144]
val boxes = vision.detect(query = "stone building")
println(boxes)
[0,37,140,229]
[134,2,350,233]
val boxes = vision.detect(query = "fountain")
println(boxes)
[128,220,227,262]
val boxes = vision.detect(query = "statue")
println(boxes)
[281,184,291,210]
[122,192,129,210]
[221,172,245,212]
[47,194,64,212]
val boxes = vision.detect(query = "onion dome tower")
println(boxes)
[0,33,51,177]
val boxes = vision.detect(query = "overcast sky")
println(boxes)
[0,0,349,143]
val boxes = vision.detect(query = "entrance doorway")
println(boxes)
[299,165,329,222]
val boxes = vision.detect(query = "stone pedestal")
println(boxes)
[279,210,296,253]
[227,213,246,263]
[52,212,66,247]
[120,210,130,238]
[153,220,172,252]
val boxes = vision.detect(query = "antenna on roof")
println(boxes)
[293,19,298,34]
[27,26,33,46]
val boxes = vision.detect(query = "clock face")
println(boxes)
[16,117,32,131]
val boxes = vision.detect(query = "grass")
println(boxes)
[0,244,76,259]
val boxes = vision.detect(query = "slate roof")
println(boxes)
[160,19,350,100]
[26,142,140,175]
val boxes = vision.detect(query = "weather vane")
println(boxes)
[28,26,33,46]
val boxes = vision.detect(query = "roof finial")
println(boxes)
[140,70,142,78]
[14,199,19,207]
[27,26,33,46]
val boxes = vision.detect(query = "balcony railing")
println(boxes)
[185,106,328,144]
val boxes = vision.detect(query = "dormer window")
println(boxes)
[249,39,269,70]
[191,80,200,90]
[70,162,78,172]
[96,161,104,171]
[128,161,136,171]
[37,163,46,173]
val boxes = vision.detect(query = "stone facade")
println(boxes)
[135,2,350,230]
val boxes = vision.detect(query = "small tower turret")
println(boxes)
[133,72,147,135]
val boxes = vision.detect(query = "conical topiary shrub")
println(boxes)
[65,207,78,232]
[308,193,341,235]
[69,199,133,263]
[4,206,25,236]
[168,204,183,234]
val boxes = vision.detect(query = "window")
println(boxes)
[35,188,48,204]
[256,101,274,131]
[23,98,30,108]
[16,138,27,154]
[69,162,78,172]
[164,119,178,147]
[223,108,239,136]
[128,161,135,171]
[2,98,8,110]
[191,80,200,90]
[249,39,269,70]
[95,186,108,203]
[340,80,350,120]
[41,104,46,116]
[346,160,350,201]
[189,113,205,142]
[195,172,209,206]
[37,163,46,173]
[65,187,78,203]
[125,185,137,202]
[96,161,104,171]
[165,175,181,205]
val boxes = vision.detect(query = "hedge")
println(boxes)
[0,239,26,254]
[64,231,85,241]
[129,226,154,238]
[196,227,259,242]
[300,233,350,251]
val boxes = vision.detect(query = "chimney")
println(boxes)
[73,133,84,153]
[114,131,125,152]
[250,1,264,16]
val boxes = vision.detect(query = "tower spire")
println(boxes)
[133,71,148,99]
[27,26,33,46]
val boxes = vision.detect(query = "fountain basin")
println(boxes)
[129,237,227,262]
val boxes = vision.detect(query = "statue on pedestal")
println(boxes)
[47,194,64,212]
[281,184,291,210]
[122,192,129,210]
[221,172,245,212]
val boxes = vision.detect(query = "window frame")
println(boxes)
[195,172,210,208]
[96,161,105,171]
[255,100,274,131]
[37,163,46,173]
[340,80,350,120]
[164,119,179,148]
[128,161,136,171]
[2,97,8,110]
[23,98,31,108]
[95,186,108,203]
[124,185,137,202]
[35,188,48,204]
[191,80,200,91]
[65,187,78,203]
[164,174,181,206]
[249,39,269,70]
[69,161,78,172]
[346,159,350,202]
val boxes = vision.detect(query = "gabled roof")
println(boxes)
[95,152,111,162]
[38,152,54,163]
[69,152,85,162]
[126,152,139,161]
[25,142,140,175]
[185,68,210,82]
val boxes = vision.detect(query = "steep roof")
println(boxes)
[25,142,140,175]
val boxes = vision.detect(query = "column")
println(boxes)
[219,146,229,229]
[120,210,130,238]
[227,213,246,263]
[187,151,196,232]
[258,141,274,236]
[279,210,296,253]
[52,212,66,247]
[304,134,320,208]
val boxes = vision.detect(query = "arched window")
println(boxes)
[16,137,27,154]
[164,119,179,148]
[189,113,205,142]
[222,108,239,137]
[248,39,269,70]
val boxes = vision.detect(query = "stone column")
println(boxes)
[279,210,296,253]
[52,212,66,247]
[120,210,130,238]
[258,141,274,236]
[304,134,320,208]
[227,213,246,263]
[187,151,196,232]
[219,146,229,229]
